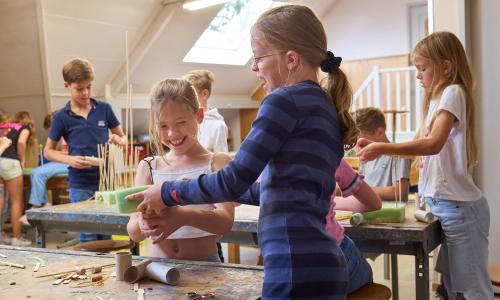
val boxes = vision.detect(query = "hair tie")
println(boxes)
[320,51,342,73]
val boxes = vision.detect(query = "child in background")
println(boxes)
[28,112,69,208]
[183,70,229,153]
[129,5,358,298]
[326,159,382,293]
[0,111,31,246]
[358,31,493,299]
[14,111,38,168]
[127,79,234,261]
[44,57,126,243]
[355,107,411,202]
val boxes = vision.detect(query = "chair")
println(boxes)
[74,239,133,253]
[347,282,391,300]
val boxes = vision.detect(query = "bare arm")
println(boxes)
[17,129,30,168]
[44,137,91,169]
[134,160,153,186]
[358,110,455,161]
[335,181,382,212]
[0,137,12,156]
[371,179,409,202]
[109,126,127,146]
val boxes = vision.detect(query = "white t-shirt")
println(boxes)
[418,84,482,201]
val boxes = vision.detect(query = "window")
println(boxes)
[183,0,283,65]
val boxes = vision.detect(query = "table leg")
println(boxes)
[391,254,399,300]
[228,243,240,264]
[384,254,391,279]
[415,244,430,300]
[34,225,46,248]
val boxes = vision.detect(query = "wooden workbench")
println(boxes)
[0,246,263,299]
[26,200,441,300]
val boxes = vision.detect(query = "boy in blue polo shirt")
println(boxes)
[44,57,126,242]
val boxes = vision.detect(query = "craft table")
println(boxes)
[26,201,441,300]
[0,245,263,299]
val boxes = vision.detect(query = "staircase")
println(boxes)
[352,66,424,142]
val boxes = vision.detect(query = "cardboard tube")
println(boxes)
[414,210,434,223]
[145,262,180,286]
[115,252,132,281]
[124,259,152,283]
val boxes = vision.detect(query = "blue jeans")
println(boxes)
[70,187,111,243]
[341,235,373,293]
[426,197,493,300]
[28,162,68,206]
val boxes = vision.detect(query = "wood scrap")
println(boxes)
[91,275,103,282]
[137,288,145,300]
[35,263,114,278]
[52,278,64,285]
[32,256,46,267]
[0,260,25,269]
[33,262,41,272]
[0,252,7,258]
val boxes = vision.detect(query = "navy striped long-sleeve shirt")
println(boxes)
[162,80,347,299]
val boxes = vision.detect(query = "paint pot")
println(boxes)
[115,252,132,281]
[414,209,434,223]
[124,259,152,283]
[145,262,180,285]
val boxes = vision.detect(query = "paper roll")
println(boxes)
[124,259,152,283]
[145,262,180,285]
[115,252,132,281]
[414,209,434,223]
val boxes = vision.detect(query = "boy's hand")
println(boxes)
[108,134,127,146]
[126,182,165,216]
[67,155,93,169]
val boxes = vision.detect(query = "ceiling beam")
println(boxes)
[107,2,180,97]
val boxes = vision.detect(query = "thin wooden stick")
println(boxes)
[0,260,25,269]
[35,263,115,278]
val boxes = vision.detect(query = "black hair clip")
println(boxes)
[320,51,342,73]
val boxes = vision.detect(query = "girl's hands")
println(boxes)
[137,207,184,244]
[356,138,380,162]
[127,182,165,216]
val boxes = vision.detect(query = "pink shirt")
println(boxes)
[325,159,363,245]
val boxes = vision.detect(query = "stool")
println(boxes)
[347,282,391,300]
[74,240,133,253]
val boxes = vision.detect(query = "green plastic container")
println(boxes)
[361,201,406,223]
[115,185,151,213]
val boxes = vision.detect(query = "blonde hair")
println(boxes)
[183,70,215,97]
[14,111,37,145]
[412,31,477,168]
[62,57,94,83]
[355,107,386,133]
[252,4,358,150]
[148,78,199,156]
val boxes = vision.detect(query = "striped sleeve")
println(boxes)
[161,90,297,206]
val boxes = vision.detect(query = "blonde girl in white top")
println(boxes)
[358,32,493,299]
[127,79,234,261]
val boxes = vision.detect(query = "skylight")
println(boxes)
[183,0,283,66]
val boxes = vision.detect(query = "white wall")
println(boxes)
[470,0,500,266]
[322,0,423,60]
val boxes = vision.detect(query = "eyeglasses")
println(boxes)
[252,51,287,66]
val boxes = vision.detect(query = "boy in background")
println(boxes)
[44,58,126,242]
[183,70,229,152]
[355,107,411,201]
